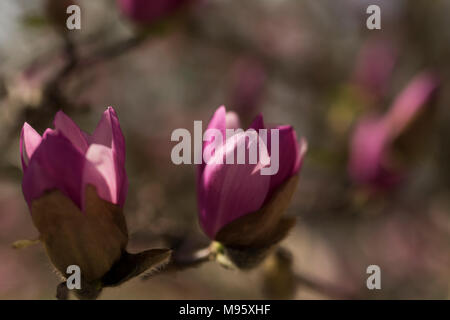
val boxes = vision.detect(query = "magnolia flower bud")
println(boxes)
[198,106,307,269]
[20,107,170,298]
[349,72,439,189]
[21,107,128,211]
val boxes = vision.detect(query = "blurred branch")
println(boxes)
[79,34,147,68]
[148,244,356,299]
[0,32,149,173]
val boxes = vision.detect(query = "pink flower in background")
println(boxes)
[349,72,439,188]
[20,107,128,210]
[118,0,191,24]
[353,38,397,100]
[197,106,306,239]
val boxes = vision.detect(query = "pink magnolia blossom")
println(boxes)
[20,107,128,210]
[118,0,190,24]
[197,106,307,239]
[349,72,439,188]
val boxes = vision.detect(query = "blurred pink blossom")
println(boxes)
[353,38,397,100]
[348,72,439,188]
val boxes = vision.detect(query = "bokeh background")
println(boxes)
[0,0,449,299]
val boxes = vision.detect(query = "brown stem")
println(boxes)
[56,282,69,300]
[143,246,213,279]
[80,35,147,68]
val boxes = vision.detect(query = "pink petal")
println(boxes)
[266,125,301,196]
[203,106,226,149]
[248,113,265,131]
[53,111,89,154]
[198,106,227,178]
[199,132,271,239]
[82,131,93,145]
[292,137,308,174]
[83,144,117,205]
[387,72,439,137]
[20,123,42,171]
[91,107,128,207]
[348,116,390,185]
[225,111,241,129]
[22,131,85,209]
[201,106,243,157]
